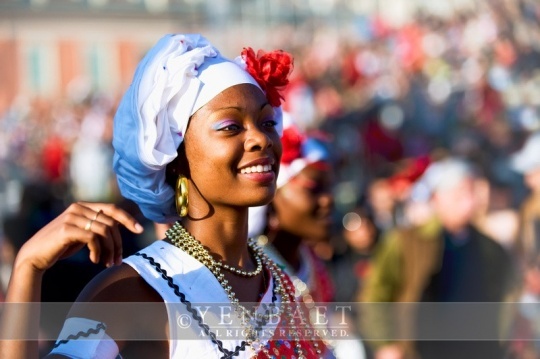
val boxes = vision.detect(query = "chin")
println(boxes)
[310,228,331,241]
[248,187,276,206]
[304,234,330,244]
[314,233,331,242]
[249,194,275,207]
[242,191,275,207]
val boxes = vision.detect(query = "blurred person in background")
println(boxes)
[249,116,335,304]
[473,178,520,251]
[327,204,379,359]
[363,156,431,235]
[366,178,398,234]
[69,96,116,203]
[329,205,379,305]
[360,157,513,359]
[249,115,365,358]
[1,182,64,301]
[511,132,540,264]
[508,131,540,358]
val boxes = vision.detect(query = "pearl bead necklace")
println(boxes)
[168,222,263,278]
[165,222,324,358]
[221,254,263,278]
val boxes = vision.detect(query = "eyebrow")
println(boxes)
[217,102,270,112]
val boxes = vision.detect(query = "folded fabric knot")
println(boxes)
[113,34,288,222]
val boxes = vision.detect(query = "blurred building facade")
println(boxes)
[0,0,480,115]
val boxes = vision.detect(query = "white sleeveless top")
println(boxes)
[124,240,280,358]
[50,240,280,359]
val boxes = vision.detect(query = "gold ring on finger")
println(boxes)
[92,209,103,221]
[85,219,94,231]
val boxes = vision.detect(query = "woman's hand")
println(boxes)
[1,202,143,359]
[15,202,144,273]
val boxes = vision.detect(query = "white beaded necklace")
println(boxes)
[165,222,324,358]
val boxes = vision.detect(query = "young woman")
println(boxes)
[248,117,335,303]
[248,118,365,359]
[2,34,329,358]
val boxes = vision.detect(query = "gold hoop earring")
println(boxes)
[175,175,189,217]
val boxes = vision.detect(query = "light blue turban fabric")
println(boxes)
[113,34,283,222]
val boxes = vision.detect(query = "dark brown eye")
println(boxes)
[262,119,278,128]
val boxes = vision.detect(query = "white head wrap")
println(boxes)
[113,34,283,222]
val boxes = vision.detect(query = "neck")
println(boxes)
[269,229,303,271]
[180,207,253,269]
[443,223,470,238]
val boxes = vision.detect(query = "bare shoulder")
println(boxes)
[75,263,161,303]
[65,263,168,351]
[48,264,169,358]
[68,263,165,324]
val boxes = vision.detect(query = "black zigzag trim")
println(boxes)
[53,322,107,348]
[135,252,247,359]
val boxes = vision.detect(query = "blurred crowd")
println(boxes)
[1,0,540,358]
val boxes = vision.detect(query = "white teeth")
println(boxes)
[240,164,272,174]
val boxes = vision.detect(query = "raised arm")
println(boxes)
[0,202,143,359]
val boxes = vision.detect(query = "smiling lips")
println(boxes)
[240,164,273,174]
[238,159,276,183]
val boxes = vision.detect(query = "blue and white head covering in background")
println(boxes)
[113,34,283,223]
[248,113,330,238]
[275,113,330,188]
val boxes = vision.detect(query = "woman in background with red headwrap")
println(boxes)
[248,114,366,359]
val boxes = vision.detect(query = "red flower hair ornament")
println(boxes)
[280,125,305,165]
[241,47,294,107]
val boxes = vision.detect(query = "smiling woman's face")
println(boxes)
[182,83,282,211]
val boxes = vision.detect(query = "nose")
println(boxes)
[245,125,274,152]
[318,191,333,210]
